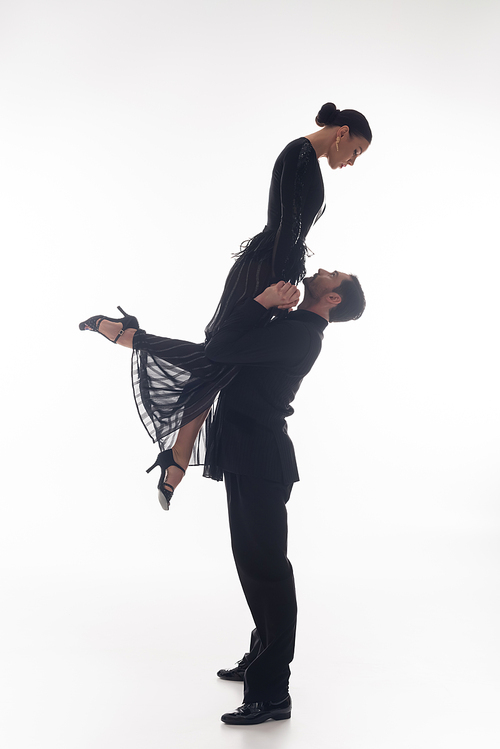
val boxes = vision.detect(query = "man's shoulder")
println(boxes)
[268,313,325,358]
[274,310,327,335]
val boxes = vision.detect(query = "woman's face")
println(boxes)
[327,126,370,170]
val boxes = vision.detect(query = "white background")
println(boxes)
[1,1,499,747]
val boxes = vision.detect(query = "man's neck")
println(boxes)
[297,300,329,322]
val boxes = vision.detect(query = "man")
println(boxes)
[204,268,366,725]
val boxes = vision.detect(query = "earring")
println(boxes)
[335,137,340,152]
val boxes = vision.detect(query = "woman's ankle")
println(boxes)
[171,447,189,472]
[116,328,136,348]
[98,319,122,341]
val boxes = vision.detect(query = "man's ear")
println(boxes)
[327,292,342,308]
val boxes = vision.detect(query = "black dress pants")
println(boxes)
[224,472,296,703]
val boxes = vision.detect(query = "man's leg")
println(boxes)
[224,472,296,703]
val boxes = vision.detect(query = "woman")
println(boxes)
[80,102,372,509]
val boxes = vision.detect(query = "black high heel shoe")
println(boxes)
[79,306,140,343]
[146,449,186,511]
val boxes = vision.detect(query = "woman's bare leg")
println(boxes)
[97,319,136,348]
[165,408,210,491]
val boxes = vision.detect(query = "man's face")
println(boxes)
[303,268,352,299]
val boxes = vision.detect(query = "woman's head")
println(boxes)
[316,102,372,170]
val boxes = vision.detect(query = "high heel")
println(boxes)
[146,449,186,511]
[79,306,140,343]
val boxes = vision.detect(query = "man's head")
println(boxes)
[301,269,366,322]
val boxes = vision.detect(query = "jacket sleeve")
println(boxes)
[205,299,310,367]
[271,140,316,280]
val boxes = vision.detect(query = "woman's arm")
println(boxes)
[271,140,316,280]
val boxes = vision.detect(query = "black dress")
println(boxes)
[131,137,325,477]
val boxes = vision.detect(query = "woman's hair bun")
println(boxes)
[315,102,373,142]
[315,102,340,127]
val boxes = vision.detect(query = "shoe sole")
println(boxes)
[221,711,291,725]
[158,491,170,511]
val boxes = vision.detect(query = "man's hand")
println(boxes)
[254,281,301,310]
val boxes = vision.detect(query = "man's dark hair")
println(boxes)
[329,275,366,322]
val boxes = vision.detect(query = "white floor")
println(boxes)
[2,530,499,749]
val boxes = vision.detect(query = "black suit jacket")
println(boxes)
[205,299,328,484]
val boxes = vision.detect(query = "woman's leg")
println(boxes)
[97,320,136,348]
[98,318,210,493]
[165,408,210,491]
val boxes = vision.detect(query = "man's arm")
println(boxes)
[205,283,309,367]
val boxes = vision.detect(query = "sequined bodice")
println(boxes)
[265,138,325,241]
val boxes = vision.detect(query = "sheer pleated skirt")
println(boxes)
[131,333,237,479]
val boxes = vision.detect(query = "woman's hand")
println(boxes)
[254,281,301,310]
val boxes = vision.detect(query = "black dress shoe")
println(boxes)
[217,658,247,681]
[221,695,292,725]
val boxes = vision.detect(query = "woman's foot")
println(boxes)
[79,307,139,347]
[97,319,137,347]
[146,449,187,511]
[89,318,118,339]
[164,452,187,493]
[158,465,186,510]
[163,459,187,490]
[146,409,210,510]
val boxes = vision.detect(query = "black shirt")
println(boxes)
[205,298,328,484]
